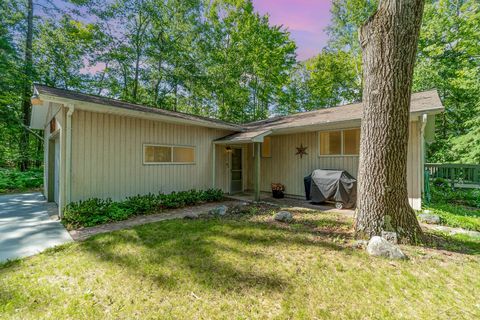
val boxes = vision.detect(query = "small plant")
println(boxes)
[62,188,225,229]
[271,183,285,199]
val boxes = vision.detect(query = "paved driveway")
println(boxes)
[0,192,72,262]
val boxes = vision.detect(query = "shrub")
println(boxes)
[121,193,159,215]
[63,198,115,229]
[0,168,43,193]
[62,188,224,229]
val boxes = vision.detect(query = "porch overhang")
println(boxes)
[214,129,272,144]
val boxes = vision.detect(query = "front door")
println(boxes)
[230,148,243,194]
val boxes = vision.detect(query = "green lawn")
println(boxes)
[423,203,480,232]
[1,206,479,319]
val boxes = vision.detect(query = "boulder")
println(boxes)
[274,211,293,222]
[366,236,407,260]
[210,205,228,216]
[418,213,441,224]
[381,231,398,244]
[183,212,199,219]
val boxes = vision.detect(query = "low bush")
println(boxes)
[63,188,224,229]
[430,183,480,208]
[0,168,43,193]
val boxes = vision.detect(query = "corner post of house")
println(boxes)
[64,103,75,215]
[212,142,216,189]
[254,142,261,201]
[420,113,428,195]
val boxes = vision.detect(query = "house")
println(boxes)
[30,85,444,216]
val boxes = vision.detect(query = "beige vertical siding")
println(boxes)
[71,109,232,202]
[245,122,422,209]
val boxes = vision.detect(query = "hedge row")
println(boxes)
[63,189,224,229]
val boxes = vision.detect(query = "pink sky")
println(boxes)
[252,0,332,60]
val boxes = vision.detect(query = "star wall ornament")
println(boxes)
[296,144,308,158]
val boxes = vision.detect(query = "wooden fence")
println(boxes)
[425,163,480,185]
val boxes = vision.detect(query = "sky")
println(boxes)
[252,0,333,60]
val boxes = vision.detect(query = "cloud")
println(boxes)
[252,0,332,60]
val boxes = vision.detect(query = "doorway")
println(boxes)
[230,148,243,194]
[48,136,60,204]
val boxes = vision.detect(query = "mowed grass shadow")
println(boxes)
[81,213,346,294]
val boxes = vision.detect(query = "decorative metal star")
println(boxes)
[296,144,308,158]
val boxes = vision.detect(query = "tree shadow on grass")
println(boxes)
[81,217,346,294]
[422,231,480,255]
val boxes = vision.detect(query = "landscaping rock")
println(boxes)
[366,236,407,260]
[381,231,398,244]
[183,212,199,219]
[210,205,228,216]
[274,211,293,222]
[418,213,441,224]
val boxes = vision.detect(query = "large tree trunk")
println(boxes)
[355,0,425,243]
[19,0,34,171]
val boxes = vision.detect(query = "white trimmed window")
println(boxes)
[318,128,360,156]
[143,144,195,164]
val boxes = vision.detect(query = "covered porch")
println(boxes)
[212,129,269,201]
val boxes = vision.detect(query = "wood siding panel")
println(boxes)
[71,109,232,202]
[246,122,422,209]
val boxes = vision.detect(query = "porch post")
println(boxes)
[254,142,261,201]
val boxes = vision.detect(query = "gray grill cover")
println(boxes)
[309,169,357,208]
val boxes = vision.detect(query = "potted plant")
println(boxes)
[271,183,285,199]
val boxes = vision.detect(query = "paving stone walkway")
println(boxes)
[69,200,241,241]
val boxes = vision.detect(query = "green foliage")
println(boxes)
[413,0,480,163]
[62,188,224,229]
[431,181,480,208]
[423,182,480,231]
[426,203,480,232]
[0,168,43,193]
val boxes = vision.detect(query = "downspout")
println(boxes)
[420,114,428,195]
[64,104,75,216]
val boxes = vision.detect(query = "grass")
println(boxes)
[1,205,479,319]
[423,203,480,232]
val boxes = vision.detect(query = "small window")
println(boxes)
[343,129,360,155]
[318,129,361,156]
[319,131,342,155]
[144,145,195,164]
[262,137,271,158]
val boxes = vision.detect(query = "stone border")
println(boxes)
[69,200,240,241]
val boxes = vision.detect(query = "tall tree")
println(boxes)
[413,0,480,163]
[19,0,34,171]
[355,0,425,243]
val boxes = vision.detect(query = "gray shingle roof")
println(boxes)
[34,85,443,143]
[216,89,444,143]
[34,84,244,131]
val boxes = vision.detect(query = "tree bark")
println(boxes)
[19,0,34,171]
[355,0,425,243]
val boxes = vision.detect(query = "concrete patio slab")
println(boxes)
[0,192,72,262]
